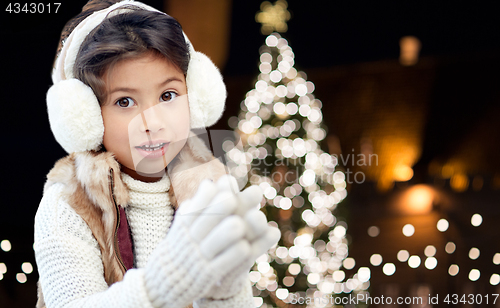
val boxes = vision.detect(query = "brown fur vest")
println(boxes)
[36,131,228,308]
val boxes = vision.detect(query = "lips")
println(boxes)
[135,140,170,158]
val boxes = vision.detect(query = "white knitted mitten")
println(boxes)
[144,179,251,308]
[201,176,281,300]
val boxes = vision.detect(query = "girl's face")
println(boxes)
[101,52,190,182]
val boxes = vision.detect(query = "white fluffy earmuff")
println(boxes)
[47,0,226,153]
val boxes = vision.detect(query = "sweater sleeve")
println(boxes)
[194,280,256,308]
[34,183,154,308]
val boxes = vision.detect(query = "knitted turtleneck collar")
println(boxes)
[121,172,171,209]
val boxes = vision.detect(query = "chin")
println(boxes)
[134,158,168,176]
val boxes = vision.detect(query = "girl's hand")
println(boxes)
[143,179,252,308]
[197,175,281,301]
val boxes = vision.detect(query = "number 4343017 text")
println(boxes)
[6,3,61,13]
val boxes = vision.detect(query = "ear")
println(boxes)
[47,78,104,153]
[186,51,227,129]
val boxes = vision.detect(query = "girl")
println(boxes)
[35,0,280,307]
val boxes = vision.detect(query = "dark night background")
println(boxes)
[1,1,500,306]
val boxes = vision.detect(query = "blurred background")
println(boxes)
[1,0,500,307]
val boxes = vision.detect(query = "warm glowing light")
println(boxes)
[255,1,291,34]
[394,165,413,181]
[445,242,456,254]
[382,263,396,276]
[441,164,454,178]
[399,36,421,66]
[469,247,480,260]
[402,224,415,237]
[1,240,11,252]
[469,269,480,281]
[367,226,380,237]
[400,185,434,215]
[448,264,459,276]
[0,263,6,274]
[437,219,449,232]
[450,173,469,192]
[408,255,421,268]
[397,250,410,262]
[226,14,354,301]
[471,213,482,227]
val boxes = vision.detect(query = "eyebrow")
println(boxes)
[107,77,184,95]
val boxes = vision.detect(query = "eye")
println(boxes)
[115,97,135,108]
[160,91,178,102]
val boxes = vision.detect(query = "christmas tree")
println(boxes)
[224,1,370,306]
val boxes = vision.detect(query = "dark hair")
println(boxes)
[57,0,190,103]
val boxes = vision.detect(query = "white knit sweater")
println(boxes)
[34,172,255,308]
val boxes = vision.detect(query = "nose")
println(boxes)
[140,104,165,133]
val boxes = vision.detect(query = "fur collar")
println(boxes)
[37,131,227,308]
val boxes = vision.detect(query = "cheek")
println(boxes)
[170,102,191,136]
[101,112,130,152]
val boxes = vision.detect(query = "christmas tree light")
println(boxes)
[224,3,369,304]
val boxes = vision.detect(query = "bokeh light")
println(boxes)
[469,269,480,281]
[382,263,396,276]
[1,239,11,252]
[437,219,449,232]
[471,213,483,227]
[397,250,410,262]
[408,255,421,268]
[402,224,415,237]
[449,264,459,276]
